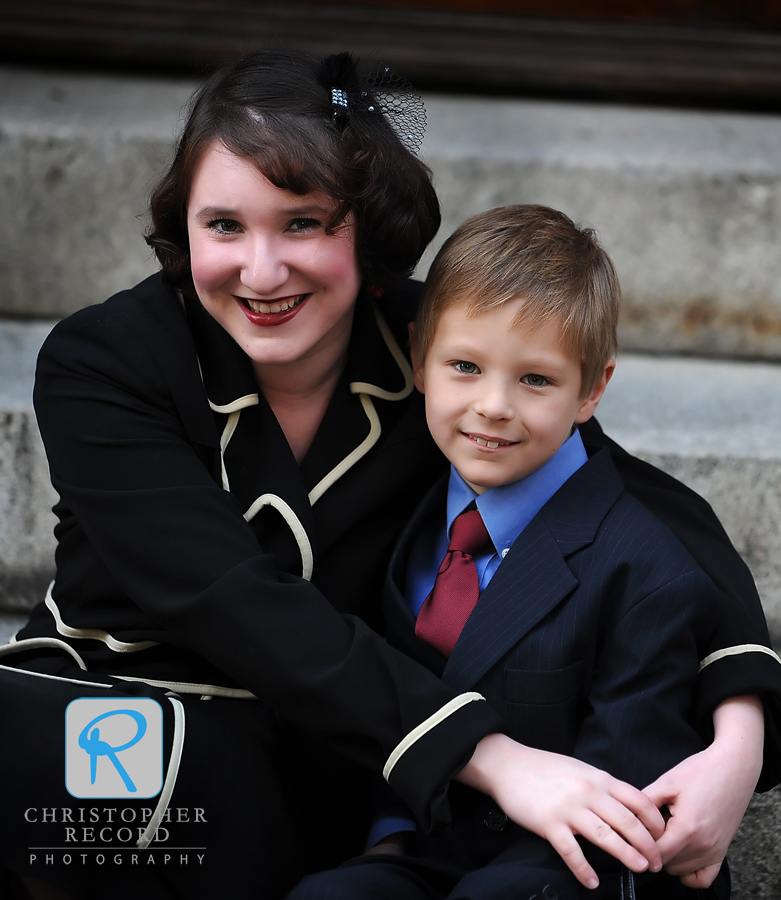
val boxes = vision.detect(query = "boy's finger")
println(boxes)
[610,780,666,840]
[641,775,678,810]
[572,807,654,875]
[653,816,696,864]
[591,795,662,867]
[678,862,722,888]
[545,827,600,890]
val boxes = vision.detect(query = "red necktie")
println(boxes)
[415,509,492,657]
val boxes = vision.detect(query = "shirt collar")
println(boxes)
[446,429,588,555]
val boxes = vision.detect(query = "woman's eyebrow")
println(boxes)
[191,206,237,221]
[191,202,333,221]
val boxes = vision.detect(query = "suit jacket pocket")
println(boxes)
[503,660,586,754]
[504,660,585,705]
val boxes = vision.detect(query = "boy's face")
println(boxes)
[414,299,614,495]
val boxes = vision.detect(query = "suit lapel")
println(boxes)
[383,476,450,677]
[181,290,316,576]
[443,520,578,691]
[181,286,415,579]
[444,448,624,692]
[300,293,414,504]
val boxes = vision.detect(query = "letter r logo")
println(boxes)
[66,698,163,798]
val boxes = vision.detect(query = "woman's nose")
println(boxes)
[241,235,290,295]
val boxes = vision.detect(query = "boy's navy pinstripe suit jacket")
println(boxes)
[382,445,732,897]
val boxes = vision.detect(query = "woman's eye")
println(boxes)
[288,218,322,233]
[453,361,479,375]
[207,218,240,235]
[523,373,549,387]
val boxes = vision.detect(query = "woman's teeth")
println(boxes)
[244,295,304,314]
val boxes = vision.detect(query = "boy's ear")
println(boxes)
[574,359,615,424]
[408,322,425,393]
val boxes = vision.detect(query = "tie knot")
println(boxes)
[448,509,491,556]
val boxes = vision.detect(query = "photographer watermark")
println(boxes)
[23,696,207,868]
[66,698,163,798]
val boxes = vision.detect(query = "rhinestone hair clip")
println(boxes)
[331,88,349,110]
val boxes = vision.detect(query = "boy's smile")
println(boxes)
[414,300,614,495]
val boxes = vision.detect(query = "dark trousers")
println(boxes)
[0,661,370,900]
[285,852,730,900]
[286,853,589,900]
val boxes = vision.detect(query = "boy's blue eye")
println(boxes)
[454,361,479,375]
[524,374,548,387]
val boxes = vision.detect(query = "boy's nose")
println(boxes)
[474,381,514,420]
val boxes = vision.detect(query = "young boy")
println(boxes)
[288,206,770,900]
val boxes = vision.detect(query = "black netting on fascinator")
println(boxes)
[366,65,426,155]
[317,52,427,155]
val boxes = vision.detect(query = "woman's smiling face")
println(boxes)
[187,141,362,374]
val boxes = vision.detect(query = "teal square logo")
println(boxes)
[65,697,163,799]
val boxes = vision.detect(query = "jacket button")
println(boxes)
[543,886,559,900]
[483,809,508,833]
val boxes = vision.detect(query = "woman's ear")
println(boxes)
[409,322,425,393]
[574,359,615,424]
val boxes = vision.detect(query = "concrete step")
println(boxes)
[2,66,781,358]
[731,786,781,899]
[0,320,58,610]
[596,353,781,644]
[0,610,28,645]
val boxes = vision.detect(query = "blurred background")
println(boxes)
[1,4,781,892]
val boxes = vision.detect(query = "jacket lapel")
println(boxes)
[182,290,317,575]
[444,448,624,692]
[181,286,415,579]
[300,293,414,504]
[382,475,450,677]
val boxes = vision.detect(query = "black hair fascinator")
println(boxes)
[317,52,427,155]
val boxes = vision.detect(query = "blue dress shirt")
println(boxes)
[405,429,589,616]
[367,429,588,850]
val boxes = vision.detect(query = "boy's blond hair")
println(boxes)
[415,205,620,396]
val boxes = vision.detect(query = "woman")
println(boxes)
[2,49,776,899]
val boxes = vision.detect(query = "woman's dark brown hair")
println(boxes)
[146,49,440,288]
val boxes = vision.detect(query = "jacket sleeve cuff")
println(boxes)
[383,693,504,834]
[696,644,781,791]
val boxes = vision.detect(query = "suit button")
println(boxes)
[483,809,508,833]
[543,887,559,900]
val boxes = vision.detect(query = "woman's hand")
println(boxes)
[456,733,665,890]
[643,695,764,888]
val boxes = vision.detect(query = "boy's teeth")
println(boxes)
[474,436,500,448]
[245,295,303,314]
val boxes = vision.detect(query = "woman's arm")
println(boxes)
[644,695,764,888]
[31,283,501,831]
